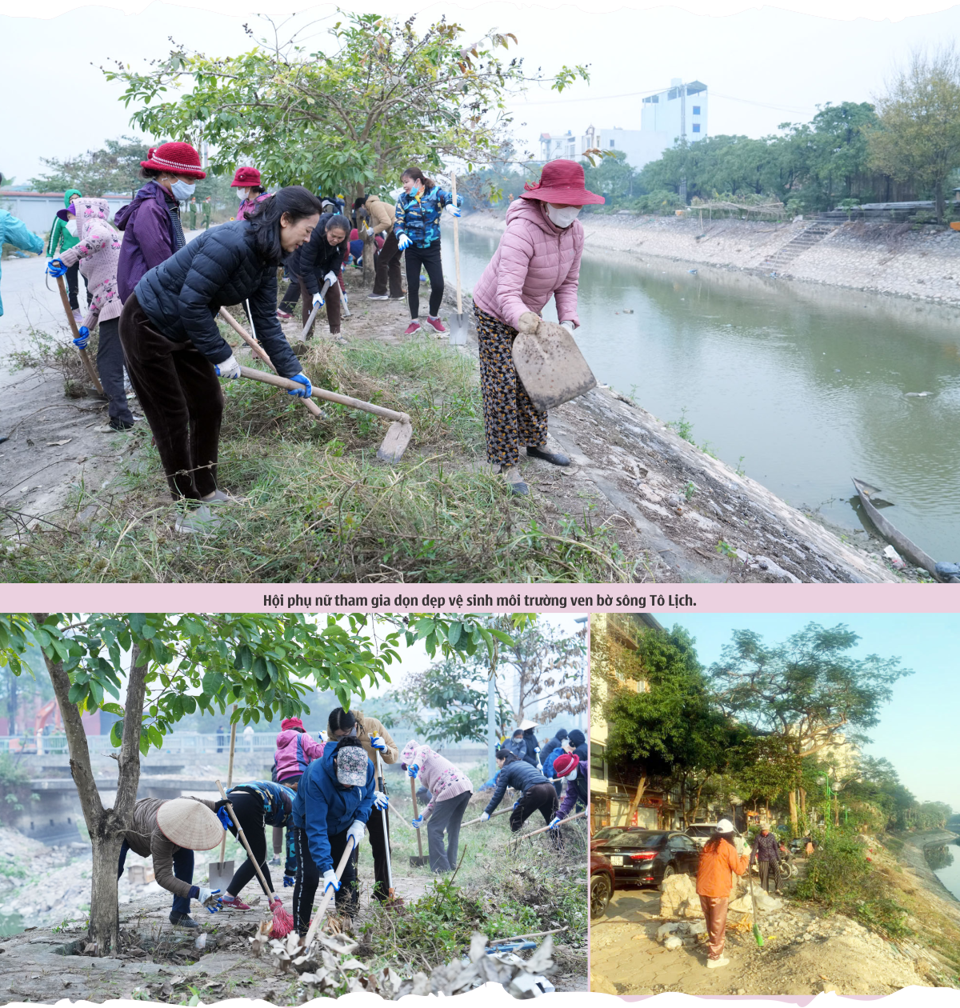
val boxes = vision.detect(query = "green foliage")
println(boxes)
[27,136,151,198]
[103,12,589,193]
[667,408,694,442]
[869,46,960,222]
[795,830,912,939]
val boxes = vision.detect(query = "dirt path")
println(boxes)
[591,872,936,996]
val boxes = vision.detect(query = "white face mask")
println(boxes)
[237,189,250,201]
[565,767,578,781]
[65,220,78,237]
[544,204,581,229]
[170,179,196,201]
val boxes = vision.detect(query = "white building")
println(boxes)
[539,130,578,162]
[641,78,708,147]
[582,125,676,173]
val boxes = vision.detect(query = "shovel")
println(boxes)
[300,278,333,340]
[238,365,413,463]
[53,274,104,396]
[376,752,401,903]
[208,718,237,890]
[512,318,597,413]
[449,172,466,346]
[219,307,323,421]
[408,775,429,867]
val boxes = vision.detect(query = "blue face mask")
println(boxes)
[171,179,196,201]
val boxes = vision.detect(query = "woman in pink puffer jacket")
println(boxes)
[472,160,603,495]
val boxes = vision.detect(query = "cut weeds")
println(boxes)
[2,319,633,582]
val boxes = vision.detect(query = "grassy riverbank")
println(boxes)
[1,288,630,583]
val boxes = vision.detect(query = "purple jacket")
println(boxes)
[115,181,177,302]
[557,760,587,819]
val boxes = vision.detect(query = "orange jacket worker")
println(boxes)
[695,819,749,968]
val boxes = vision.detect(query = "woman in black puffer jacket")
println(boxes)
[279,213,350,340]
[119,186,322,533]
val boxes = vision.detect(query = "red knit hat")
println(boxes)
[231,166,262,188]
[280,717,304,731]
[520,159,603,206]
[553,753,580,777]
[140,142,206,179]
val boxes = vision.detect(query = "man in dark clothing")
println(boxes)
[749,823,781,893]
[519,718,540,768]
[566,728,587,763]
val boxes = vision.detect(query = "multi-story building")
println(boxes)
[641,78,708,145]
[539,130,578,162]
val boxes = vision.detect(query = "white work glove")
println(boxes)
[397,234,413,251]
[318,730,328,744]
[373,790,389,810]
[346,820,365,848]
[322,869,340,896]
[324,271,338,286]
[312,291,324,308]
[215,354,242,379]
[369,733,387,752]
[560,321,576,334]
[548,816,562,831]
[480,812,491,822]
[197,887,222,912]
[444,203,461,218]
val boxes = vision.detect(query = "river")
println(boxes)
[926,839,960,902]
[441,227,960,562]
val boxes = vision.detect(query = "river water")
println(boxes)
[927,839,960,902]
[441,226,960,562]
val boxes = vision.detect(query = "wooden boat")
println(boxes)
[851,478,950,582]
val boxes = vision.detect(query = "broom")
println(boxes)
[216,779,295,938]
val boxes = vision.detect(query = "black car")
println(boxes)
[593,828,701,887]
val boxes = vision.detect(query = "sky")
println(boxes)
[666,613,960,812]
[6,2,960,184]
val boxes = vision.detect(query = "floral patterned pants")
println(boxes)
[474,305,547,466]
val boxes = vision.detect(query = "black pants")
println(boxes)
[292,825,359,935]
[404,243,443,319]
[118,292,223,501]
[96,318,134,425]
[367,804,393,901]
[758,860,780,893]
[510,783,560,849]
[373,232,404,298]
[65,262,90,311]
[426,790,471,873]
[225,791,274,897]
[118,840,193,916]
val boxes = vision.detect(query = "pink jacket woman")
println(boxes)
[55,198,123,330]
[400,741,473,818]
[274,718,325,784]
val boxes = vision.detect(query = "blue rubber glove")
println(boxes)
[370,733,387,752]
[215,354,242,379]
[445,204,461,218]
[407,763,419,779]
[46,259,68,278]
[322,869,340,896]
[216,806,233,830]
[397,234,413,251]
[287,373,312,398]
[548,816,562,831]
[412,814,423,829]
[283,875,295,887]
[73,326,90,350]
[312,291,324,308]
[373,790,389,810]
[197,887,222,913]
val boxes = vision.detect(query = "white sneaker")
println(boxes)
[706,956,730,969]
[174,504,223,535]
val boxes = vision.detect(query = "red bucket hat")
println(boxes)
[520,159,603,206]
[231,166,262,188]
[140,142,206,180]
[553,753,580,777]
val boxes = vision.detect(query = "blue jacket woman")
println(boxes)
[290,736,374,933]
[0,205,43,317]
[394,166,462,337]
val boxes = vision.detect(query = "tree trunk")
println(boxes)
[936,183,946,225]
[624,774,648,827]
[788,787,798,832]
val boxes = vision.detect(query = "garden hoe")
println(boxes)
[376,752,402,904]
[512,316,596,412]
[208,719,237,891]
[408,776,429,867]
[462,806,512,828]
[216,779,294,938]
[449,172,466,346]
[238,366,413,463]
[299,278,333,340]
[219,307,323,421]
[53,274,103,395]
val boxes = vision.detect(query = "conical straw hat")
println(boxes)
[156,798,223,850]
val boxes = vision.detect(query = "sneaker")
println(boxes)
[526,445,570,466]
[95,417,139,433]
[368,293,389,300]
[388,294,406,301]
[499,465,529,496]
[424,316,447,335]
[174,504,223,535]
[220,895,252,911]
[202,489,243,506]
[276,309,293,320]
[403,320,422,336]
[706,956,730,969]
[169,912,200,929]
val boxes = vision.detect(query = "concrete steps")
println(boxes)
[759,223,838,273]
